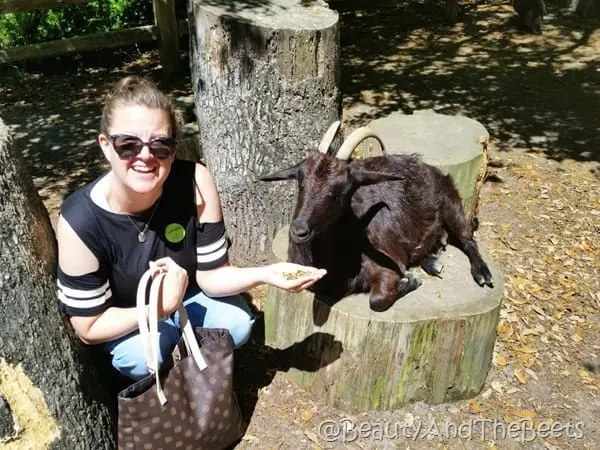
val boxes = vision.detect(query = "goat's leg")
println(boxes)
[421,253,444,277]
[365,261,421,312]
[367,269,402,312]
[445,215,493,287]
[456,236,493,287]
[441,186,493,288]
[420,228,448,277]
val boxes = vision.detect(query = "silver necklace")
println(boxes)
[126,198,161,243]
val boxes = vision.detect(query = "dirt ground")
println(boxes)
[0,0,599,449]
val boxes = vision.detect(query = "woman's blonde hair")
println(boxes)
[100,76,181,140]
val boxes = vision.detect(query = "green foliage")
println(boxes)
[0,0,153,49]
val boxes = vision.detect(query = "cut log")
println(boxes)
[188,0,341,264]
[367,110,489,221]
[0,117,115,447]
[265,227,503,411]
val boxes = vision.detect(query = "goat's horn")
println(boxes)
[318,121,341,154]
[335,126,385,160]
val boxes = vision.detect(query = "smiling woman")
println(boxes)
[55,75,325,382]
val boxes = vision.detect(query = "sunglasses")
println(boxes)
[108,134,177,160]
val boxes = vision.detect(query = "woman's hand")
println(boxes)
[265,262,327,293]
[150,257,189,316]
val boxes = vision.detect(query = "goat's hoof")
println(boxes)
[421,255,444,277]
[472,263,493,288]
[398,272,422,297]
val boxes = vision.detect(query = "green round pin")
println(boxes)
[165,223,186,243]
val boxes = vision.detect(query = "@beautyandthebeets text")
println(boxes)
[317,418,585,443]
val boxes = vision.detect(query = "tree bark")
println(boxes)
[188,0,341,264]
[0,117,115,449]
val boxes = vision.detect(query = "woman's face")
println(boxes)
[98,104,174,196]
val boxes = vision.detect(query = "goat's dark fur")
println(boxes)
[261,153,493,312]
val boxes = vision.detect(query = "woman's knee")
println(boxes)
[184,293,255,349]
[106,321,180,380]
[226,302,255,348]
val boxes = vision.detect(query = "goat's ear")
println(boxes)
[348,165,405,186]
[259,161,302,181]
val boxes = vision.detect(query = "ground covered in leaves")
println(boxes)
[0,0,598,449]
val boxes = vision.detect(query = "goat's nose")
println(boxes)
[290,218,311,242]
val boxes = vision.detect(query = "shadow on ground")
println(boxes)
[233,300,343,424]
[336,0,600,163]
[0,1,598,215]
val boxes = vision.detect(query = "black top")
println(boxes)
[57,160,229,316]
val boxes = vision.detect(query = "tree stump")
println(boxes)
[264,112,502,411]
[0,117,115,448]
[265,228,503,411]
[188,0,341,265]
[367,109,489,221]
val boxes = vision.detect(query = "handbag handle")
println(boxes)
[136,267,208,405]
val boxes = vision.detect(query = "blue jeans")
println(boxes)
[104,291,255,380]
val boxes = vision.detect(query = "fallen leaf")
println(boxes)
[302,408,315,422]
[494,354,508,366]
[468,400,488,413]
[512,409,537,419]
[514,367,528,384]
[516,346,538,354]
[497,322,514,339]
[525,368,539,380]
[579,370,592,383]
[521,328,539,336]
[491,381,503,393]
[242,434,260,443]
[304,430,320,445]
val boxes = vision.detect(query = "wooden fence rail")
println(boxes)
[0,0,183,75]
[0,0,90,14]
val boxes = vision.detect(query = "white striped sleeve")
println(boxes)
[196,221,229,270]
[57,268,112,316]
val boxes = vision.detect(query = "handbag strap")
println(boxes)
[148,272,168,405]
[135,266,208,405]
[135,268,155,370]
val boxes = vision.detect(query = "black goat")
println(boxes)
[513,0,546,35]
[261,128,492,312]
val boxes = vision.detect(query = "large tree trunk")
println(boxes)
[0,118,115,449]
[188,0,341,265]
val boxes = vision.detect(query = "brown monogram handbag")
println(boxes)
[117,268,246,449]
